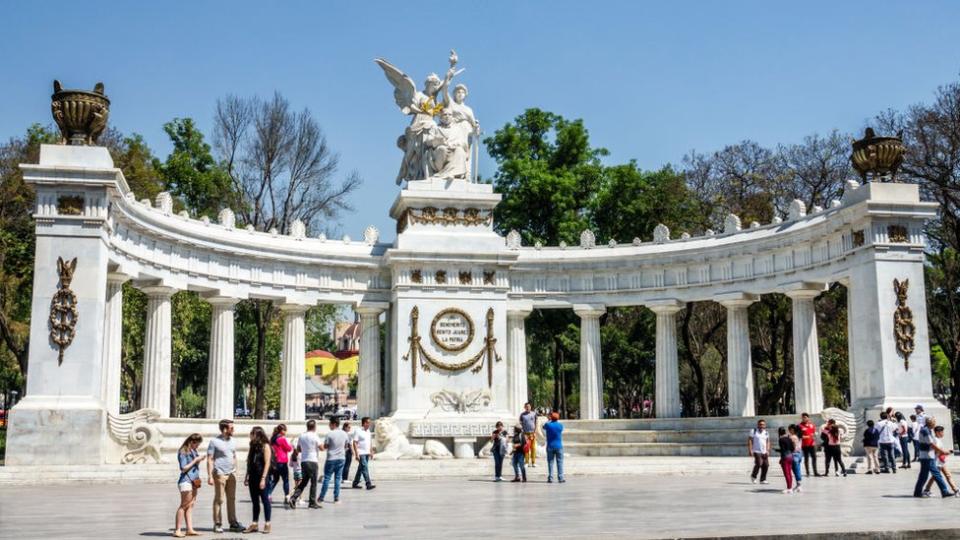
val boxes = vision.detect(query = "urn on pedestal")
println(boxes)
[51,80,110,146]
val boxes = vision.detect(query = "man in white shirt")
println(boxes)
[748,419,771,484]
[876,412,899,474]
[288,419,322,509]
[351,417,377,490]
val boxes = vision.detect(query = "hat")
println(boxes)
[915,404,924,411]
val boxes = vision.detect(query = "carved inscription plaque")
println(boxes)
[430,308,474,353]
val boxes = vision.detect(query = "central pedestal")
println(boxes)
[384,179,517,456]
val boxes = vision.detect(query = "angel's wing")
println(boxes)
[374,58,418,114]
[106,408,161,443]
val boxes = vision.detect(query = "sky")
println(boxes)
[3,2,959,241]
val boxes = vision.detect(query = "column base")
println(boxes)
[453,437,478,459]
[5,396,106,465]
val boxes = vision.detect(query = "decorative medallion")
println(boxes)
[411,269,423,284]
[49,256,78,365]
[458,271,472,285]
[435,270,447,284]
[893,278,915,370]
[431,308,475,353]
[403,306,501,387]
[852,230,865,248]
[888,225,908,243]
[483,270,495,285]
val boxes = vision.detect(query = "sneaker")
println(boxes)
[287,497,297,510]
[547,478,553,483]
[559,479,566,483]
[923,490,932,497]
[494,477,502,482]
[751,478,757,484]
[835,472,840,477]
[529,464,536,468]
[782,489,792,494]
[308,503,321,509]
[334,499,340,504]
[760,480,769,485]
[866,471,873,475]
[794,485,802,493]
[351,484,361,489]
[213,525,224,534]
[228,523,244,533]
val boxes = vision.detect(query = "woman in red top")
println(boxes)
[268,424,294,504]
[798,413,820,477]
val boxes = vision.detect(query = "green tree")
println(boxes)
[155,118,235,217]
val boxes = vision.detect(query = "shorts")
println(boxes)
[178,481,194,493]
[294,472,302,481]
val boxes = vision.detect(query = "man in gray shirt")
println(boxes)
[206,419,243,533]
[318,418,350,504]
[520,402,538,467]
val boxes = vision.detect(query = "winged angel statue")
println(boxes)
[375,50,480,185]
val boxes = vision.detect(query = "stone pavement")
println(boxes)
[1,467,959,539]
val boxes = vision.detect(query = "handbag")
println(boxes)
[192,478,202,489]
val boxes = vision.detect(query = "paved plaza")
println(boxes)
[2,469,959,539]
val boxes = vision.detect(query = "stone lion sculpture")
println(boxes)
[374,416,453,460]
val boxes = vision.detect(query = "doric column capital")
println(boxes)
[715,292,759,309]
[106,271,131,286]
[647,299,684,315]
[355,301,389,316]
[279,303,310,316]
[507,301,534,319]
[205,295,241,308]
[573,304,606,318]
[781,281,828,300]
[140,284,177,299]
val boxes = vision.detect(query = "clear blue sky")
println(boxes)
[3,2,959,240]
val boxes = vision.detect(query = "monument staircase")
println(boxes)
[561,414,813,457]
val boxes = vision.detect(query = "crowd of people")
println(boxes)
[172,417,376,537]
[748,404,958,499]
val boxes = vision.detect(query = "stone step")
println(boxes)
[563,442,746,457]
[563,428,753,444]
[564,414,811,432]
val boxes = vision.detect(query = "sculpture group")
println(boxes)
[375,50,480,184]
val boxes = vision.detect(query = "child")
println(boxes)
[863,419,881,474]
[290,448,303,506]
[924,426,959,496]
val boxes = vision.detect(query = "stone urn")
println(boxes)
[850,127,904,183]
[50,80,110,146]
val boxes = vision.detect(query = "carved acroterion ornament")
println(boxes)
[49,256,79,365]
[51,80,110,146]
[893,278,915,370]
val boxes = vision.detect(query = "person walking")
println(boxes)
[511,424,527,482]
[821,419,848,477]
[318,418,350,504]
[787,425,803,491]
[910,414,921,463]
[207,419,243,533]
[923,425,959,497]
[490,421,507,481]
[914,416,952,498]
[243,427,273,534]
[877,412,898,474]
[268,424,292,504]
[288,419,322,509]
[798,413,819,477]
[776,427,795,494]
[544,412,565,483]
[351,417,376,490]
[341,422,353,484]
[748,419,771,484]
[173,433,205,538]
[520,403,537,467]
[862,419,881,474]
[895,412,912,469]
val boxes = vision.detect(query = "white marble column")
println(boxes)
[574,304,606,420]
[280,305,308,422]
[649,300,683,418]
[786,286,825,414]
[141,285,176,416]
[356,305,386,419]
[206,297,239,419]
[100,273,128,415]
[506,304,533,415]
[717,293,757,417]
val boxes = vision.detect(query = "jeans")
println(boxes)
[912,439,920,461]
[512,451,527,480]
[879,443,897,472]
[801,445,818,476]
[268,462,289,497]
[547,447,564,481]
[780,454,794,490]
[899,437,911,466]
[212,471,238,527]
[493,453,504,479]
[343,449,353,482]
[319,459,344,502]
[353,454,372,487]
[915,458,950,497]
[791,451,802,484]
[751,452,769,481]
[291,461,318,504]
[248,477,272,523]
